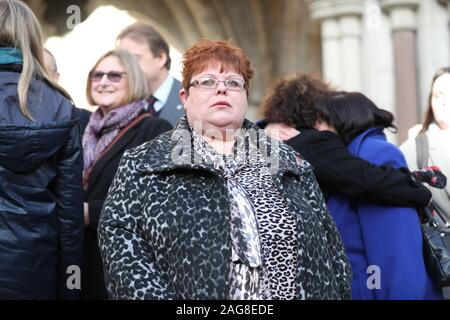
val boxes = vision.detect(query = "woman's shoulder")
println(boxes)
[128,117,173,149]
[399,135,417,155]
[32,79,76,122]
[138,115,172,129]
[134,115,173,139]
[358,132,407,167]
[0,75,76,124]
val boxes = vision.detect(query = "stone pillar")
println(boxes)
[309,0,364,91]
[339,14,362,90]
[321,17,342,86]
[438,0,450,16]
[438,0,450,58]
[381,0,421,143]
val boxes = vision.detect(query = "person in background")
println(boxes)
[261,74,432,208]
[82,49,172,299]
[43,48,60,82]
[401,67,450,223]
[98,39,351,300]
[312,91,441,299]
[116,22,184,126]
[0,0,83,299]
[43,47,91,133]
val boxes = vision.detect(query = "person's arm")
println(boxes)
[53,110,84,299]
[98,151,175,299]
[286,130,431,207]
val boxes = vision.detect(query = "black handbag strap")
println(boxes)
[415,132,429,169]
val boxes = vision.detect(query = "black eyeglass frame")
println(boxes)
[89,71,127,83]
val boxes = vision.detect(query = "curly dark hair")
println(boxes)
[262,73,332,128]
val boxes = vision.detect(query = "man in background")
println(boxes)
[116,22,183,126]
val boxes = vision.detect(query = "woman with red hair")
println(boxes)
[98,39,351,300]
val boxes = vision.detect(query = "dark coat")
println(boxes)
[285,127,432,207]
[98,116,352,300]
[0,68,83,299]
[82,114,172,299]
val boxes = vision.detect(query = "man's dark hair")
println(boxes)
[117,22,171,70]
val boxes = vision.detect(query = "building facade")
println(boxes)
[29,0,450,144]
[310,0,450,143]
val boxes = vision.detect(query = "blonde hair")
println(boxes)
[0,0,71,120]
[86,49,148,106]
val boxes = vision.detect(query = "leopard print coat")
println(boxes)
[98,115,352,300]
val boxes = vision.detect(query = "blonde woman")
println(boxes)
[82,49,172,299]
[0,0,83,299]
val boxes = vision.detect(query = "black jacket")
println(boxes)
[0,68,83,299]
[285,127,432,207]
[78,108,91,134]
[83,114,172,299]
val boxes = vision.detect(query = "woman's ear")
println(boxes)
[157,52,168,69]
[314,120,336,133]
[179,88,188,108]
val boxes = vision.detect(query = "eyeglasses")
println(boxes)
[190,76,246,91]
[90,71,127,83]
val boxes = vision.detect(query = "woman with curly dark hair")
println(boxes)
[260,73,431,206]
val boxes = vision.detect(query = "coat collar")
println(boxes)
[135,115,309,178]
[347,127,384,155]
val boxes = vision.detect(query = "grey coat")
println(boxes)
[98,115,352,300]
[157,78,184,126]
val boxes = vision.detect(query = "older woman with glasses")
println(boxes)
[98,39,351,300]
[82,49,172,299]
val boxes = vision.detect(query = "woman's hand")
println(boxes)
[264,123,300,141]
[83,202,89,226]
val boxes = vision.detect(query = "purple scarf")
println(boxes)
[82,100,146,176]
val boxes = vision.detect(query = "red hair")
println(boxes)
[181,39,254,92]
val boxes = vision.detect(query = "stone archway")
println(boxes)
[26,0,322,116]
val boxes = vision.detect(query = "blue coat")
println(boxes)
[327,128,441,299]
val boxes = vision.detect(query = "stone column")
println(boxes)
[339,14,363,91]
[309,0,364,91]
[438,0,450,16]
[381,0,421,143]
[321,17,342,86]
